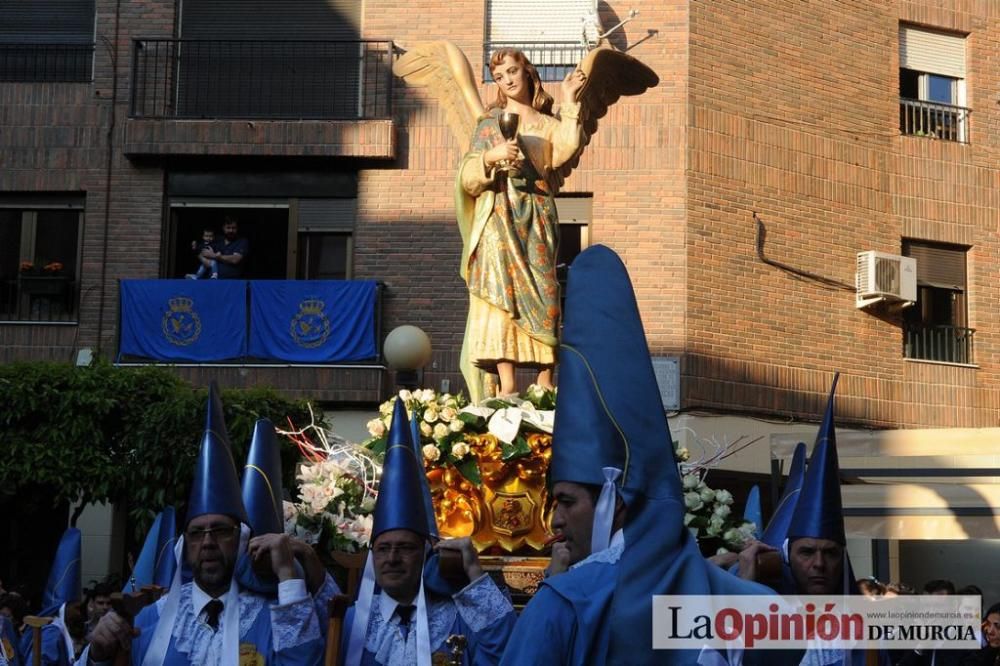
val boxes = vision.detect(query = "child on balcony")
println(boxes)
[185,227,220,279]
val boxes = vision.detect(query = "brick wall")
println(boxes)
[686,0,1000,427]
[1,0,998,426]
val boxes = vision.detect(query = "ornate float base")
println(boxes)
[480,555,548,609]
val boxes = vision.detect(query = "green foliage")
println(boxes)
[0,361,320,538]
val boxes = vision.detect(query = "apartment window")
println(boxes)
[555,195,592,302]
[484,0,594,81]
[902,240,973,364]
[0,198,84,323]
[0,0,95,82]
[898,25,969,142]
[295,199,355,280]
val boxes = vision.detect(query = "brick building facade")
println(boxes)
[1,0,997,423]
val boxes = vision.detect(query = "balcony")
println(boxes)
[904,324,975,365]
[899,97,970,143]
[0,276,78,324]
[124,39,396,159]
[483,41,588,82]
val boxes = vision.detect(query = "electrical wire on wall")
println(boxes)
[753,211,854,292]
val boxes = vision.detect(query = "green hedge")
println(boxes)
[0,361,319,537]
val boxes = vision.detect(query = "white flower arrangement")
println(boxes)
[363,386,557,485]
[279,408,380,553]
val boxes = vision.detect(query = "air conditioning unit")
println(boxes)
[856,251,917,308]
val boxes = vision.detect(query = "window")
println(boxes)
[295,199,355,280]
[555,195,591,301]
[0,198,84,323]
[902,240,973,364]
[484,0,595,81]
[898,25,968,142]
[0,0,95,82]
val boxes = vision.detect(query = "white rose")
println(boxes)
[723,528,741,544]
[699,487,716,503]
[422,444,441,462]
[433,423,449,439]
[440,406,458,422]
[738,522,757,540]
[708,514,725,531]
[398,389,412,402]
[420,422,432,437]
[449,419,464,433]
[423,407,438,423]
[682,474,700,490]
[712,504,731,519]
[716,547,730,556]
[683,492,704,512]
[714,489,733,505]
[452,441,470,458]
[683,512,696,526]
[420,389,436,402]
[367,419,386,437]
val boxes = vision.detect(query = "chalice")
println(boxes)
[497,111,521,172]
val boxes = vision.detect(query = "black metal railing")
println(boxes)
[130,39,394,120]
[904,324,975,364]
[0,276,79,323]
[899,97,970,143]
[0,43,94,82]
[483,41,589,82]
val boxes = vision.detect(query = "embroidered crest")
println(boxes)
[239,642,265,666]
[162,296,202,346]
[289,298,330,348]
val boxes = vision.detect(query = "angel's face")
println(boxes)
[492,55,531,105]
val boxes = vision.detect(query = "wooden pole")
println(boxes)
[324,594,351,666]
[23,616,53,666]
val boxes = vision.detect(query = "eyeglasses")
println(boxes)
[185,525,239,543]
[372,543,422,558]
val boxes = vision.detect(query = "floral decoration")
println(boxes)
[279,407,380,553]
[363,385,556,486]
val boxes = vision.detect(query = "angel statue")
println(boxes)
[394,41,658,402]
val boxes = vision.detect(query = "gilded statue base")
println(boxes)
[480,556,548,609]
[426,433,552,554]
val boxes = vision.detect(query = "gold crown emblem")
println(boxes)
[169,296,194,311]
[299,298,325,314]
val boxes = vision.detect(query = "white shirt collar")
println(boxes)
[378,590,416,624]
[190,579,236,618]
[609,528,625,550]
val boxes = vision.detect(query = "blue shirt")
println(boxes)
[216,237,249,279]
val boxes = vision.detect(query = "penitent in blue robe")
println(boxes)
[343,574,515,665]
[19,622,72,666]
[499,537,620,666]
[78,581,323,666]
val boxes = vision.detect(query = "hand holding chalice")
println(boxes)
[495,111,521,172]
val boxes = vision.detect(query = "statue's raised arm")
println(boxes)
[394,42,657,402]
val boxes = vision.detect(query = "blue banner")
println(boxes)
[248,280,377,362]
[119,280,247,361]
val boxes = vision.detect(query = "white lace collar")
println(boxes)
[571,528,625,570]
[366,592,457,665]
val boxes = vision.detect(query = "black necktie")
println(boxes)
[396,605,416,639]
[204,599,224,631]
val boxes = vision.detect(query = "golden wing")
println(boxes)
[393,41,486,153]
[553,45,659,188]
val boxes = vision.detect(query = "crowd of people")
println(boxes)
[4,246,997,666]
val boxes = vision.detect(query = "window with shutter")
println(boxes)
[484,0,596,80]
[0,0,95,82]
[901,240,974,365]
[898,24,969,143]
